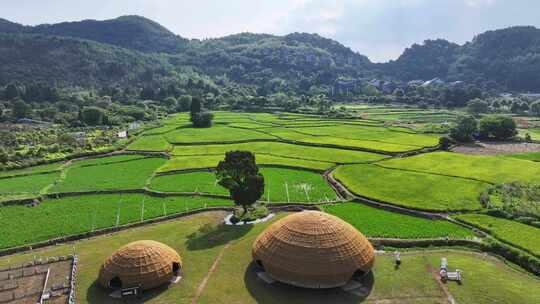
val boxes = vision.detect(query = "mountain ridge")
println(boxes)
[0,16,539,92]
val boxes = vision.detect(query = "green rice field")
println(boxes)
[0,172,60,195]
[158,154,334,172]
[322,203,473,239]
[334,164,487,211]
[0,194,233,250]
[127,134,171,151]
[150,167,337,203]
[379,151,540,184]
[164,125,276,143]
[454,214,540,256]
[171,141,387,164]
[50,156,166,192]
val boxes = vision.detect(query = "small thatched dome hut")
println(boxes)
[98,240,182,290]
[252,211,375,289]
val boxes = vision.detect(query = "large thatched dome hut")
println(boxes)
[98,240,182,290]
[252,211,375,289]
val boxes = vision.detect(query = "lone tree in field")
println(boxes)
[190,96,213,128]
[216,151,265,214]
[450,115,477,142]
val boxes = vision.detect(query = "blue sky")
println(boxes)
[2,0,540,62]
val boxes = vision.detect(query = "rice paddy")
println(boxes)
[50,156,166,192]
[127,134,171,151]
[378,151,540,184]
[322,203,473,239]
[0,194,233,250]
[454,214,540,256]
[149,167,338,203]
[334,164,487,211]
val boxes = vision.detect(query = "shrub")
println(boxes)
[467,98,489,115]
[192,111,214,128]
[479,115,517,140]
[438,136,454,150]
[81,106,106,126]
[450,115,477,142]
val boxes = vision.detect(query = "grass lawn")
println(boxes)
[50,156,166,192]
[379,151,540,184]
[164,125,276,144]
[0,194,232,250]
[425,252,540,304]
[0,172,61,195]
[171,141,387,164]
[454,214,540,256]
[1,212,537,304]
[150,168,338,203]
[322,203,473,239]
[334,164,487,211]
[127,135,171,151]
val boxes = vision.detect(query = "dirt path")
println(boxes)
[425,256,457,304]
[452,141,540,155]
[191,242,232,304]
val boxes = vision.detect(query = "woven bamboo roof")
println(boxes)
[98,240,182,290]
[252,211,375,288]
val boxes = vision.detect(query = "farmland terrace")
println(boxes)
[0,108,539,303]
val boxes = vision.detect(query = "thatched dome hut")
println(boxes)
[98,240,182,290]
[252,211,375,289]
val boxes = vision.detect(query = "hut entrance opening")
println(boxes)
[172,262,181,275]
[255,260,265,270]
[352,269,368,279]
[109,276,122,289]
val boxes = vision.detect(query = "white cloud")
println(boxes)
[465,0,496,7]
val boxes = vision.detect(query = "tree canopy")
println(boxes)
[478,115,517,140]
[216,151,265,213]
[450,116,478,142]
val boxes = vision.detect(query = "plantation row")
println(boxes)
[0,194,474,250]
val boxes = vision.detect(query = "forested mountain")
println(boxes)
[0,33,175,87]
[0,16,188,54]
[382,39,461,81]
[0,16,539,92]
[180,32,374,95]
[452,26,540,91]
[383,26,540,91]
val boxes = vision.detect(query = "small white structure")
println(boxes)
[117,130,128,138]
[440,257,462,283]
[394,251,401,266]
[129,122,141,130]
